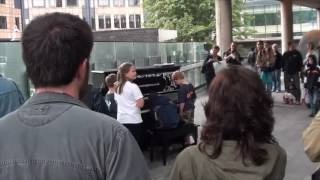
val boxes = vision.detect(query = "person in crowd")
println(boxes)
[0,13,151,180]
[247,47,257,71]
[223,42,242,65]
[201,45,222,88]
[104,73,117,119]
[305,55,320,117]
[0,74,24,118]
[302,42,318,106]
[81,84,108,114]
[170,66,287,180]
[256,41,275,95]
[282,41,303,104]
[272,43,283,92]
[171,71,196,124]
[115,62,144,147]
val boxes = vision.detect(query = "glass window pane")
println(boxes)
[15,17,19,29]
[66,0,77,6]
[129,15,135,28]
[98,0,109,6]
[114,15,120,28]
[0,0,5,4]
[135,15,141,28]
[32,0,44,7]
[128,0,139,6]
[120,15,126,28]
[98,16,104,29]
[105,15,111,28]
[0,16,7,29]
[113,0,124,6]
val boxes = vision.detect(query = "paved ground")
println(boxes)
[147,88,318,180]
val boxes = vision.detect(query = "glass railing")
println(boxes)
[0,41,207,97]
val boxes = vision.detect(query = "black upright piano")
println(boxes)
[91,64,181,130]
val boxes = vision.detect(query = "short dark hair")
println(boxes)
[200,66,276,166]
[213,45,220,50]
[22,12,93,88]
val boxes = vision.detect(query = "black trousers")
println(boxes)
[123,123,142,148]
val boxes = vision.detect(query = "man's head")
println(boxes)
[288,41,295,51]
[213,45,220,55]
[22,13,93,97]
[272,43,279,52]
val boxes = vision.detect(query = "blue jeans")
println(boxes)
[272,69,281,91]
[308,88,319,115]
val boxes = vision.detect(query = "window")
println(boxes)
[113,0,124,6]
[105,15,111,28]
[128,0,139,6]
[32,0,44,7]
[66,0,77,6]
[114,15,120,28]
[98,16,104,29]
[135,14,141,28]
[120,15,126,28]
[49,0,62,7]
[91,18,95,30]
[15,17,20,29]
[14,0,21,8]
[0,16,7,29]
[98,0,109,6]
[129,15,135,28]
[0,0,5,4]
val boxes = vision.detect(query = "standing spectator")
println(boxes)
[305,55,320,117]
[223,42,242,65]
[0,74,24,118]
[171,71,196,124]
[272,43,283,92]
[0,13,151,180]
[201,45,222,88]
[256,41,275,95]
[170,66,286,180]
[104,73,117,119]
[247,47,257,71]
[282,41,303,104]
[115,62,144,147]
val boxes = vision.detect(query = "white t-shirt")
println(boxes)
[115,81,143,124]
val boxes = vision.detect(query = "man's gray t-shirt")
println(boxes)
[0,92,151,180]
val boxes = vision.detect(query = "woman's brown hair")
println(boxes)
[116,62,133,94]
[199,66,276,166]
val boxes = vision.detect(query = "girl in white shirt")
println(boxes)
[115,62,144,146]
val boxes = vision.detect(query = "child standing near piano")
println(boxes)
[172,71,196,124]
[115,62,144,146]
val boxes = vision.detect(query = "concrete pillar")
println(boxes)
[280,0,293,53]
[215,0,232,54]
[317,9,320,29]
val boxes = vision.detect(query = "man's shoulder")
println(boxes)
[0,77,18,93]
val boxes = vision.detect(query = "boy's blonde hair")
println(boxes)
[171,71,184,81]
[105,73,117,88]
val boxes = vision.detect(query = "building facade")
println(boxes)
[244,0,318,39]
[0,0,21,40]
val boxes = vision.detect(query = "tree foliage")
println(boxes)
[144,0,255,41]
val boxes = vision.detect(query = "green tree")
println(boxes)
[144,0,255,41]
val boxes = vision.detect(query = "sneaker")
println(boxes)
[295,101,301,105]
[276,90,280,93]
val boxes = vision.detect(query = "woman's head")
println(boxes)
[307,54,317,66]
[116,62,136,94]
[307,42,315,51]
[200,66,275,166]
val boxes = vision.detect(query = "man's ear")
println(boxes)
[76,59,89,80]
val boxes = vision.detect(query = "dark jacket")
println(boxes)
[282,49,303,75]
[274,51,283,70]
[149,94,179,129]
[223,49,242,65]
[247,50,257,67]
[201,54,222,76]
[81,84,108,115]
[306,65,320,90]
[0,92,151,180]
